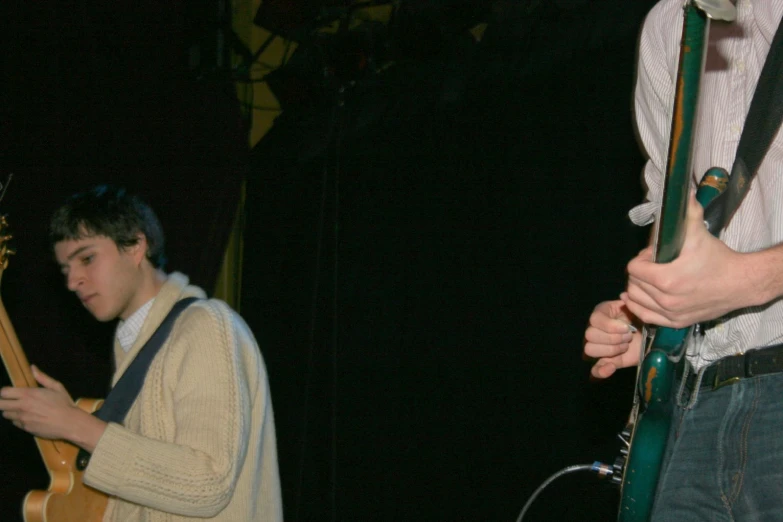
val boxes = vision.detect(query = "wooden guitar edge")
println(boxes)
[22,398,108,522]
[24,480,109,522]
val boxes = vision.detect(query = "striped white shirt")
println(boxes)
[116,298,155,352]
[629,0,783,370]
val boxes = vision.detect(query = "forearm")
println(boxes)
[85,421,246,517]
[734,243,783,309]
[65,407,107,453]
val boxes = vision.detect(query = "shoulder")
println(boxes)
[174,298,259,353]
[640,0,682,48]
[175,298,239,337]
[637,0,683,78]
[158,299,248,373]
[172,299,265,382]
[645,0,683,26]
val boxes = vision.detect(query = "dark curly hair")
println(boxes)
[49,185,167,269]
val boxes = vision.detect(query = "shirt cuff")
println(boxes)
[628,200,658,226]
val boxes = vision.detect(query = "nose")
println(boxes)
[66,266,83,292]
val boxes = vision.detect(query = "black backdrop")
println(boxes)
[243,1,655,520]
[3,1,657,521]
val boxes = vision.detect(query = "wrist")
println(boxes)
[734,247,783,308]
[66,407,108,453]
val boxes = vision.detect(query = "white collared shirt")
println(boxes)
[630,0,783,370]
[116,299,156,352]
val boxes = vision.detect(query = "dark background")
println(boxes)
[2,0,656,520]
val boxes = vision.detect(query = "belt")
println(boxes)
[687,342,783,391]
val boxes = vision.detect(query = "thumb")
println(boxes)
[31,365,64,392]
[686,192,705,228]
[591,360,618,379]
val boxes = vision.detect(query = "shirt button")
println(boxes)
[731,124,741,135]
[736,60,746,73]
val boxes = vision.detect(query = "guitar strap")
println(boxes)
[75,296,201,470]
[703,15,783,232]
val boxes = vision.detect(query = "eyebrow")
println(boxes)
[59,245,94,267]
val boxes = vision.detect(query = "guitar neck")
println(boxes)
[654,5,709,264]
[0,299,36,388]
[0,296,75,469]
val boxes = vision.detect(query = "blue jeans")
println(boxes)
[650,370,783,521]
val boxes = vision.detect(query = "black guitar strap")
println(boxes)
[703,16,783,232]
[75,296,200,470]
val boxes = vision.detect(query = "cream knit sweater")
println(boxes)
[83,272,283,521]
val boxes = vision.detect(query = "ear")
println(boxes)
[130,233,150,266]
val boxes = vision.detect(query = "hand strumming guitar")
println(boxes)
[0,364,106,452]
[584,300,642,378]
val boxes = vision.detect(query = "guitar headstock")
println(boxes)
[0,215,16,277]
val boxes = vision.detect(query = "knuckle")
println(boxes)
[584,327,599,343]
[584,343,605,358]
[609,343,629,357]
[634,309,653,325]
[584,342,627,359]
[671,319,689,329]
[658,295,676,312]
[656,276,673,293]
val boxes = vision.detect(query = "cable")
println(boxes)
[515,461,614,522]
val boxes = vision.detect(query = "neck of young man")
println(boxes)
[121,268,168,321]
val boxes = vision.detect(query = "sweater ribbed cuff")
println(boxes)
[83,422,137,493]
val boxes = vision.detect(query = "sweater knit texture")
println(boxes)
[83,272,283,521]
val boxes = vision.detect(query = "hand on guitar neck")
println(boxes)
[0,364,107,452]
[585,192,783,379]
[622,194,749,330]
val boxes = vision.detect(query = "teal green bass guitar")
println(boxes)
[616,1,735,521]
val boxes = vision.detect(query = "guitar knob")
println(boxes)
[611,456,627,486]
[77,453,91,470]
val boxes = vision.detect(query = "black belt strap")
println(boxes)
[687,342,783,391]
[704,15,783,232]
[75,296,200,470]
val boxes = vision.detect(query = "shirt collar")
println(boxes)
[116,298,156,352]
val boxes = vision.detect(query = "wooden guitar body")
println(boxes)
[0,219,109,522]
[21,398,108,522]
